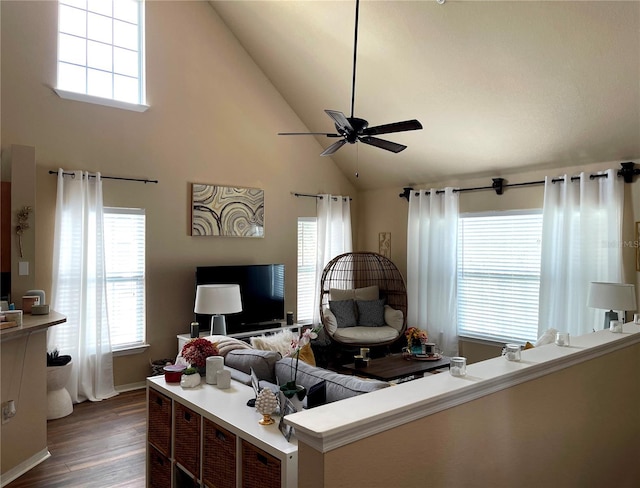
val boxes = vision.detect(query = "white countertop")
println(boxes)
[286,323,640,452]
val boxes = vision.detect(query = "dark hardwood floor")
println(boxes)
[7,389,146,488]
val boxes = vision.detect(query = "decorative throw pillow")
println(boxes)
[384,305,404,332]
[330,285,379,302]
[250,329,298,356]
[297,342,316,366]
[356,299,386,326]
[329,299,357,328]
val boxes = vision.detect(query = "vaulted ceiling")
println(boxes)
[209,0,640,191]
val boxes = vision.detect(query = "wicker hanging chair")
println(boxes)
[319,252,407,347]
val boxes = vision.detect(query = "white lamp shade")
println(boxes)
[194,284,243,315]
[587,282,637,311]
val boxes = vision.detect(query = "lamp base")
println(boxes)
[210,315,227,335]
[603,310,618,329]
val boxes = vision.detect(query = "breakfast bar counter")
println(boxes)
[1,311,67,487]
[287,324,640,487]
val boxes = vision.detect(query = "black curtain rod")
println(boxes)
[292,192,352,201]
[399,162,637,201]
[49,170,158,184]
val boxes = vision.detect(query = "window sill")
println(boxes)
[54,88,150,113]
[113,343,150,357]
[458,335,517,347]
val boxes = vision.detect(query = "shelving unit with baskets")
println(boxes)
[146,376,297,488]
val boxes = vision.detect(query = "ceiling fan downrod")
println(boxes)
[350,0,360,119]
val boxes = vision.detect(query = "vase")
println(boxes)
[411,341,423,355]
[280,382,306,411]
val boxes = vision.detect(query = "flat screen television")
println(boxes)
[195,264,285,334]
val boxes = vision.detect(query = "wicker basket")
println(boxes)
[174,403,201,478]
[148,444,171,488]
[150,358,174,377]
[148,388,172,456]
[241,440,281,488]
[203,420,237,488]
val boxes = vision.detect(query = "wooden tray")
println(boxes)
[412,353,442,361]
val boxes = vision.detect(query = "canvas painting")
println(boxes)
[192,183,264,237]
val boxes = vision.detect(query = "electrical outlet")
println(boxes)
[2,400,16,424]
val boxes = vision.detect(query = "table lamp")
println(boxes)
[194,284,243,335]
[587,282,637,329]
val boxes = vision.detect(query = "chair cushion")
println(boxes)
[330,285,379,301]
[332,325,400,344]
[329,299,357,328]
[323,307,338,335]
[356,299,386,326]
[275,357,389,403]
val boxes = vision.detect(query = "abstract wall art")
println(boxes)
[191,183,264,237]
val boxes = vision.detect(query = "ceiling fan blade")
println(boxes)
[278,132,341,137]
[325,110,354,133]
[363,119,423,136]
[320,139,347,156]
[359,136,407,153]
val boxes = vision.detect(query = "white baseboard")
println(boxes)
[115,381,146,393]
[0,448,50,487]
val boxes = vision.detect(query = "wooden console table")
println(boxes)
[147,376,297,488]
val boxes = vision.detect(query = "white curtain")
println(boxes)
[313,194,352,325]
[48,169,117,403]
[407,188,459,356]
[538,169,624,337]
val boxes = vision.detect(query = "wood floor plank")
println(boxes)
[6,389,146,488]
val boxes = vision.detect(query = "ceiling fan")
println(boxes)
[278,0,423,157]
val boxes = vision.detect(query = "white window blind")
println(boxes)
[104,207,145,349]
[457,211,542,344]
[57,0,146,108]
[297,217,317,324]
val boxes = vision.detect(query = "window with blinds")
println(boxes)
[457,210,542,344]
[104,207,145,349]
[297,217,317,324]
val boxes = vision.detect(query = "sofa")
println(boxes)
[179,335,390,407]
[224,348,389,406]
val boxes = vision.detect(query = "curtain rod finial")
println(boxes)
[618,162,639,184]
[400,187,413,201]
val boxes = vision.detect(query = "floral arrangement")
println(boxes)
[181,338,219,368]
[405,327,428,346]
[281,325,321,394]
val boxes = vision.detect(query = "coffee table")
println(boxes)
[342,354,451,382]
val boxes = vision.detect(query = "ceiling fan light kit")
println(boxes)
[278,0,422,156]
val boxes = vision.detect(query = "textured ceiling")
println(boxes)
[209,0,640,191]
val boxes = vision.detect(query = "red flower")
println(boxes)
[181,338,219,368]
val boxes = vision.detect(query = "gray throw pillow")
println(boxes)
[356,299,386,326]
[329,299,357,328]
[224,349,281,383]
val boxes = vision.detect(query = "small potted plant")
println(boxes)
[47,349,72,367]
[180,367,201,388]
